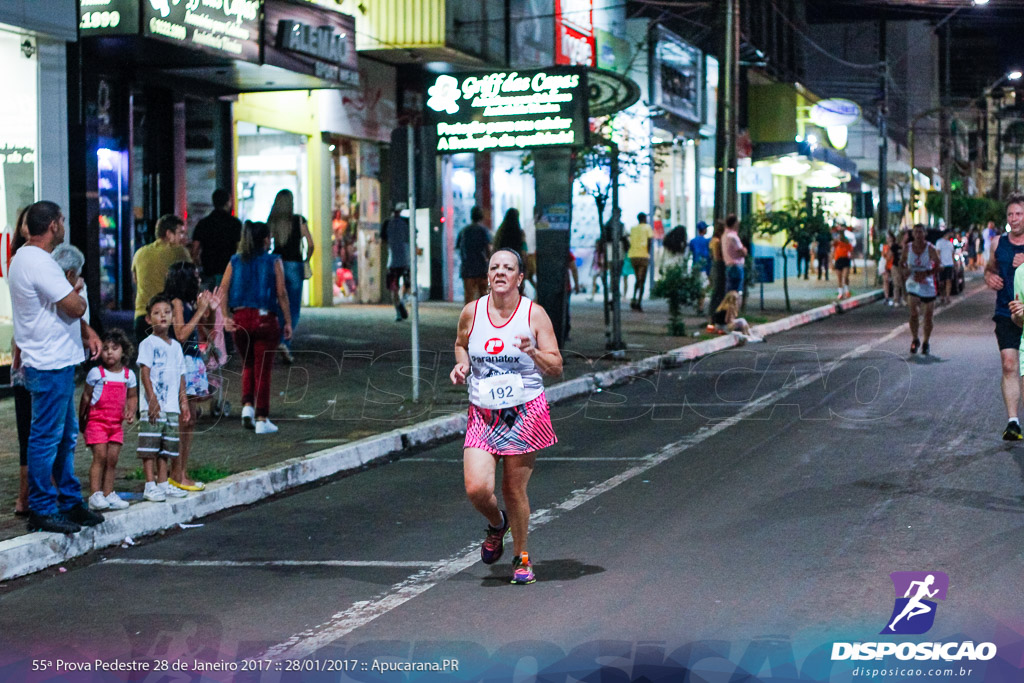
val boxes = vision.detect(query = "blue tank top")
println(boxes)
[994,235,1024,318]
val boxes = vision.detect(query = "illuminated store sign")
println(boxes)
[555,0,595,67]
[425,68,588,153]
[142,0,261,63]
[78,0,138,36]
[264,0,359,87]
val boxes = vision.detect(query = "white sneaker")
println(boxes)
[241,405,255,430]
[747,336,765,343]
[105,492,130,510]
[88,491,110,511]
[160,481,188,498]
[255,419,279,435]
[144,482,166,502]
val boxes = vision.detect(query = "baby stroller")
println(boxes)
[198,305,231,418]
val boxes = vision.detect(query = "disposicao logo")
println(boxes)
[484,338,505,354]
[882,571,948,635]
[831,572,997,663]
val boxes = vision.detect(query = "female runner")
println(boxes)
[450,248,562,584]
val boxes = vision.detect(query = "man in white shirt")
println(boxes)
[936,229,956,305]
[9,201,103,534]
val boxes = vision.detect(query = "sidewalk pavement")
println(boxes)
[0,273,881,580]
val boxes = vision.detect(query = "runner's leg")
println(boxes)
[463,447,502,528]
[501,452,537,557]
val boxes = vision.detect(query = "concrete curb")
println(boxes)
[0,289,882,582]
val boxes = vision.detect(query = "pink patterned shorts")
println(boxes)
[464,393,557,456]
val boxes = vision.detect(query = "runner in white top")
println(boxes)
[901,224,940,356]
[451,248,562,585]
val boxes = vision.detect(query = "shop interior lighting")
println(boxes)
[806,171,843,188]
[771,156,811,176]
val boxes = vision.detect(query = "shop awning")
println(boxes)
[754,140,859,178]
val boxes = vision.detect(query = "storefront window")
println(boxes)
[236,121,309,300]
[0,26,38,359]
[329,138,359,304]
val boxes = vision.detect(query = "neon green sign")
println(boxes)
[425,68,588,153]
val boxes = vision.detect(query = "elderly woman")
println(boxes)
[51,244,90,325]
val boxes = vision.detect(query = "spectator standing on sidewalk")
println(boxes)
[832,225,854,299]
[221,221,292,435]
[166,261,218,491]
[984,194,1024,440]
[80,330,137,511]
[689,221,711,276]
[132,214,191,344]
[628,213,653,311]
[815,228,832,281]
[10,207,30,519]
[269,189,313,363]
[456,206,491,303]
[9,201,104,533]
[707,219,727,328]
[137,295,190,502]
[192,188,242,292]
[381,203,411,321]
[722,214,747,295]
[795,231,813,280]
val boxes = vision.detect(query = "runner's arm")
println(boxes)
[985,236,1003,290]
[450,303,474,384]
[524,305,563,377]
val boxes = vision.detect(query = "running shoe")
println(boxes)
[480,510,509,564]
[511,552,536,585]
[910,338,920,354]
[1002,421,1023,441]
[921,341,930,356]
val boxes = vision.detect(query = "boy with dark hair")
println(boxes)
[137,294,190,501]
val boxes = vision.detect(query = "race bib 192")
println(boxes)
[476,372,525,410]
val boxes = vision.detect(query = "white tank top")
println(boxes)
[468,295,545,409]
[905,243,937,298]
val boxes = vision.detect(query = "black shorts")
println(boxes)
[386,267,410,292]
[939,266,954,282]
[995,315,1023,351]
[834,257,851,271]
[909,293,936,305]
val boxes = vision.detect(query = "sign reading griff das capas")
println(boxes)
[424,67,588,154]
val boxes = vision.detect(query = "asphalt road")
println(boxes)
[2,284,1024,683]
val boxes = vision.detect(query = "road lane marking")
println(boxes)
[259,288,985,661]
[101,559,434,568]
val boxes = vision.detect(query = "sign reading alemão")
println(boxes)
[425,68,588,153]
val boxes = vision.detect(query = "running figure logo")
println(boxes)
[881,571,949,635]
[484,338,505,354]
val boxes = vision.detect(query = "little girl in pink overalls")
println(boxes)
[79,330,139,511]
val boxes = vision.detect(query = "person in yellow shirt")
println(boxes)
[132,214,192,343]
[628,212,653,311]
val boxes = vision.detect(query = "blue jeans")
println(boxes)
[278,260,304,349]
[25,365,82,516]
[726,265,745,293]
